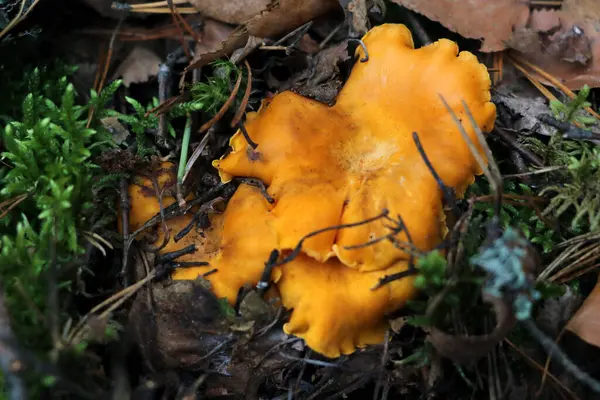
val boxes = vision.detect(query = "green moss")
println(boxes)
[0,65,122,393]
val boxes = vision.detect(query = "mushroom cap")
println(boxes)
[172,184,282,303]
[125,162,179,233]
[124,165,280,304]
[171,184,417,358]
[214,23,496,272]
[278,257,415,358]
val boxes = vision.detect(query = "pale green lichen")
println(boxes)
[471,227,540,320]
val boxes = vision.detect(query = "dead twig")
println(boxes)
[197,65,243,134]
[0,0,43,41]
[87,11,126,128]
[230,60,252,128]
[157,47,187,147]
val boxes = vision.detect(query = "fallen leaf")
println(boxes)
[112,46,161,87]
[195,18,237,56]
[188,0,272,25]
[390,0,530,52]
[428,294,516,364]
[387,0,599,88]
[529,9,561,33]
[287,41,350,105]
[339,0,370,37]
[187,0,339,71]
[511,0,600,89]
[187,26,248,72]
[100,117,129,144]
[230,36,265,64]
[493,86,557,137]
[567,277,600,347]
[245,0,339,38]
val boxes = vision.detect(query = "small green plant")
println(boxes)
[540,144,600,230]
[0,67,120,357]
[468,179,557,253]
[549,84,597,127]
[406,250,482,327]
[114,59,241,159]
[523,86,600,231]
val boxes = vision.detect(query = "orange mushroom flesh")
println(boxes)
[126,169,281,303]
[130,174,417,357]
[127,23,496,358]
[214,23,496,272]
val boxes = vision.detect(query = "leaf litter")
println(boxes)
[3,0,600,398]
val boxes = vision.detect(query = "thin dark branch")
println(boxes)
[174,196,224,242]
[119,177,131,285]
[202,268,218,277]
[273,21,313,47]
[238,178,273,203]
[372,330,390,400]
[157,46,187,146]
[171,261,210,268]
[293,349,312,396]
[539,114,600,141]
[522,319,600,393]
[121,183,233,274]
[257,249,280,293]
[412,131,459,218]
[275,210,390,268]
[230,60,252,127]
[238,120,259,149]
[371,268,418,290]
[157,244,197,263]
[403,10,432,46]
[278,352,345,369]
[494,127,544,168]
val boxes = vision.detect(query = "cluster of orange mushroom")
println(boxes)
[127,24,497,358]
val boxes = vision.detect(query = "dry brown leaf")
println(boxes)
[112,46,161,87]
[529,9,561,33]
[340,0,370,37]
[389,0,530,52]
[428,294,516,364]
[391,0,599,88]
[195,18,237,56]
[187,27,249,72]
[566,277,600,347]
[187,0,339,71]
[245,0,339,38]
[188,0,272,24]
[189,0,338,37]
[511,0,600,89]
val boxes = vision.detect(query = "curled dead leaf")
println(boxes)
[428,294,516,364]
[112,46,162,87]
[567,277,600,348]
[390,0,530,52]
[187,0,339,71]
[510,0,600,89]
[195,18,237,56]
[129,279,232,371]
[187,0,272,25]
[244,0,339,38]
[287,41,350,105]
